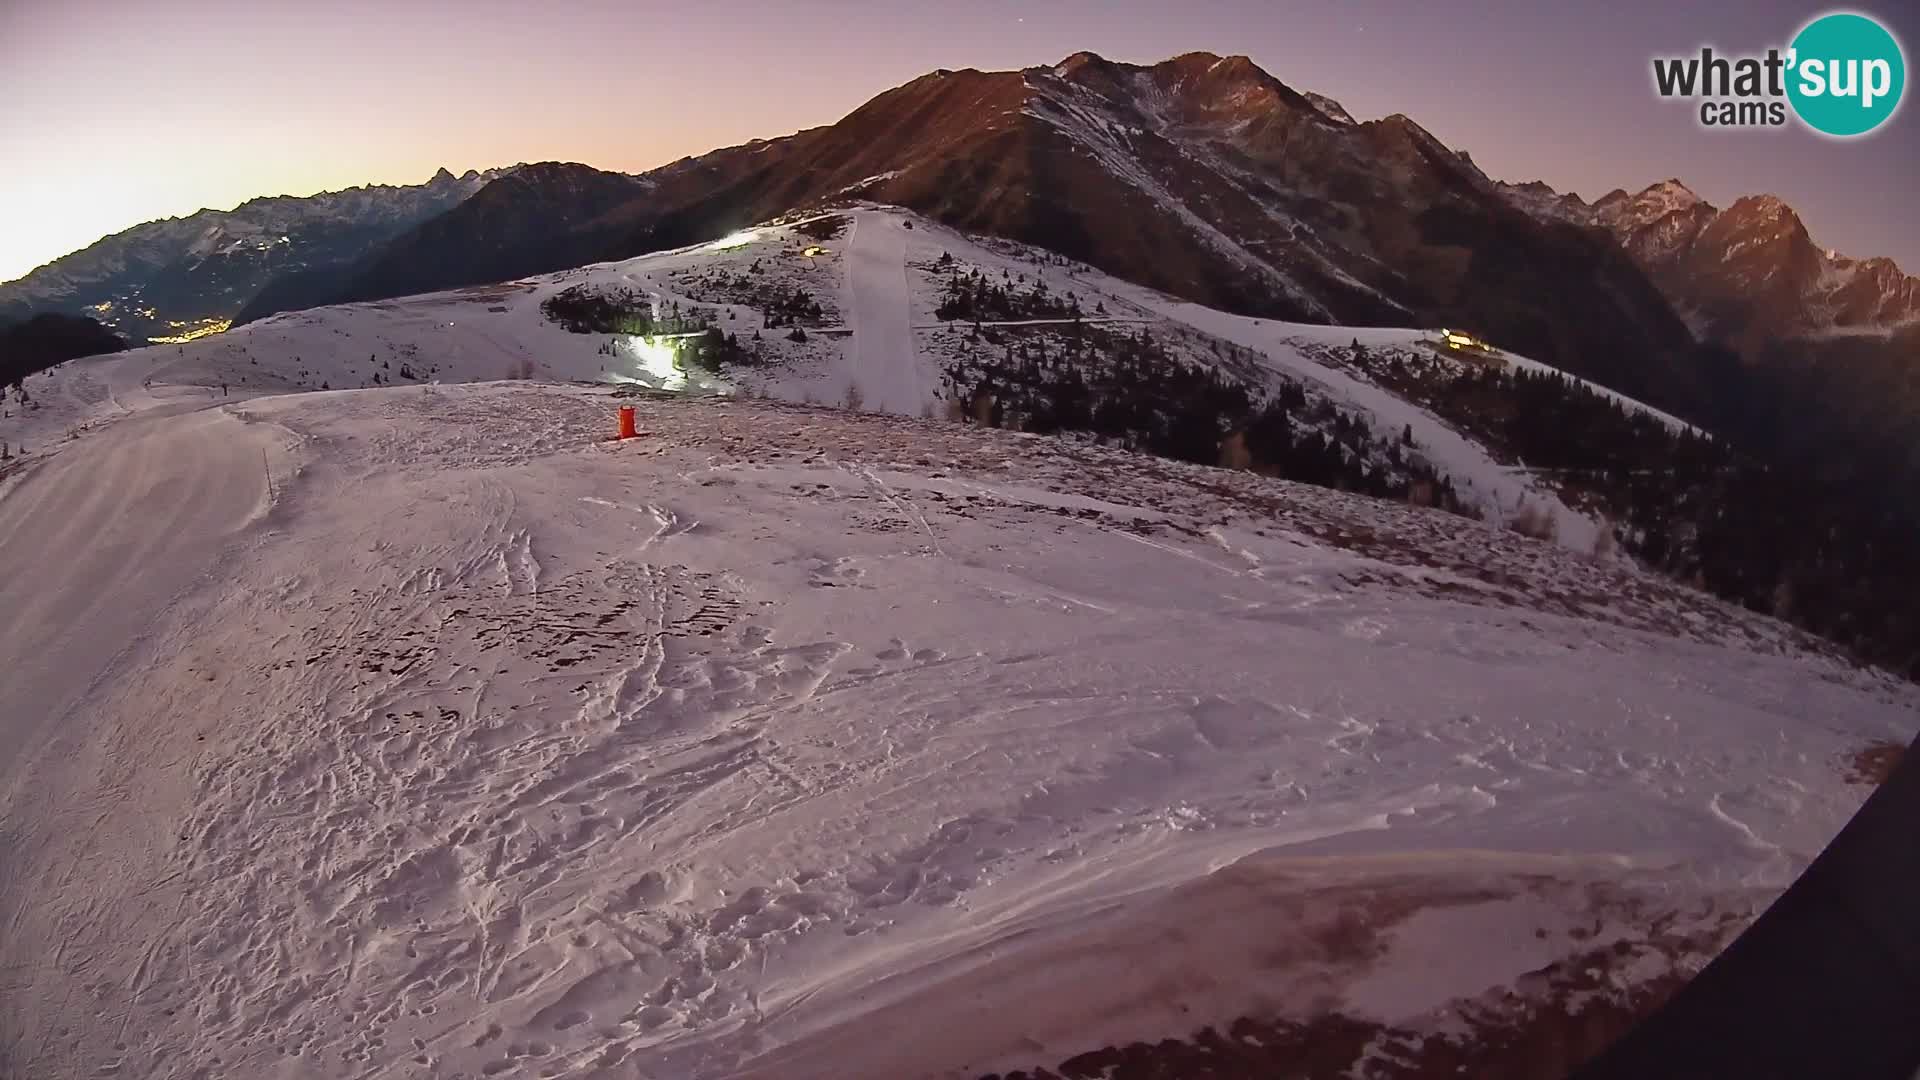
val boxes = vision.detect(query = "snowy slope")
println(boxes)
[1109,299,1611,549]
[2,366,1915,1079]
[870,210,1678,550]
[6,206,1700,561]
[841,212,941,414]
[883,212,1703,550]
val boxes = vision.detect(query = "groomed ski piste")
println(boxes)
[2,207,1916,1079]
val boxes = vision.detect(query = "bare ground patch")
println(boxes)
[977,886,1744,1080]
[1846,739,1908,785]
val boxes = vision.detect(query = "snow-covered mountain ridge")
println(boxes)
[1498,176,1920,342]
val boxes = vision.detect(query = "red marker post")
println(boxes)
[617,406,637,440]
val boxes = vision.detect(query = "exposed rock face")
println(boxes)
[1500,177,1920,346]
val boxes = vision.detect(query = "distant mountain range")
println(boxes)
[0,168,507,341]
[1499,177,1920,349]
[230,163,656,325]
[5,51,1914,435]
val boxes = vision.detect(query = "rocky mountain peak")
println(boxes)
[1723,193,1795,224]
[1303,91,1357,125]
[1710,196,1811,257]
[1560,180,1920,343]
[1640,178,1703,208]
[1053,49,1115,76]
[1591,189,1632,212]
[1165,51,1260,78]
[1587,180,1718,240]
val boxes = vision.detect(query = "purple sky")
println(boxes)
[2,0,1916,284]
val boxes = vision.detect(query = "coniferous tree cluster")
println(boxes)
[934,263,1083,323]
[1680,342,1920,679]
[1327,338,1920,678]
[540,286,656,336]
[683,327,756,374]
[762,288,825,329]
[680,267,766,298]
[543,286,760,376]
[941,326,1467,513]
[674,268,835,329]
[793,215,848,242]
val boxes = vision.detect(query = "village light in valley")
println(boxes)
[149,318,233,345]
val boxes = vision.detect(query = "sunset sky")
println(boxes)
[2,0,1916,284]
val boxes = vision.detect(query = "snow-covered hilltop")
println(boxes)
[2,206,1916,1080]
[6,207,1690,553]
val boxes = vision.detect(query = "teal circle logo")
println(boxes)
[1787,12,1906,136]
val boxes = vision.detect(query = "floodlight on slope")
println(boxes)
[708,230,760,252]
[628,336,686,391]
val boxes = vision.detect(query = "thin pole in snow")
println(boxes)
[263,448,272,501]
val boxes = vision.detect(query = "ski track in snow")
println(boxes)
[1,211,1917,1080]
[841,212,935,415]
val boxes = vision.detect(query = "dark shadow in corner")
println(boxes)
[1575,734,1920,1080]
